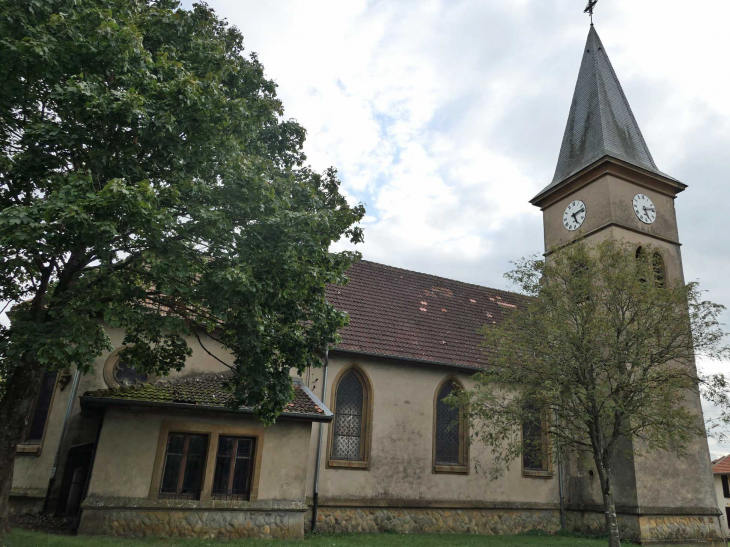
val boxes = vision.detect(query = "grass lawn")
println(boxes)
[2,530,631,547]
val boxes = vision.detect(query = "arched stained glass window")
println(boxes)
[113,359,149,387]
[435,382,462,466]
[103,348,151,388]
[522,402,548,472]
[332,371,365,461]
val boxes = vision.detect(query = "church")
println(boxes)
[9,25,724,545]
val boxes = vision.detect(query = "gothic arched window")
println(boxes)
[522,402,550,476]
[433,378,468,473]
[328,366,371,468]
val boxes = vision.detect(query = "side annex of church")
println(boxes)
[9,25,724,545]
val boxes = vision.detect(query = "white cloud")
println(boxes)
[194,0,730,454]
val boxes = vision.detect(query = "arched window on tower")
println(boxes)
[636,246,666,288]
[652,252,666,288]
[433,378,468,473]
[636,246,647,283]
[328,366,371,468]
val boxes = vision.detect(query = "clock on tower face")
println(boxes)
[563,200,586,231]
[633,194,656,224]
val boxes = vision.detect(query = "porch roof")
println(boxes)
[81,372,332,422]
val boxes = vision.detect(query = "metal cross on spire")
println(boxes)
[584,0,598,25]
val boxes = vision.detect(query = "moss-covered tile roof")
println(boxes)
[81,372,331,421]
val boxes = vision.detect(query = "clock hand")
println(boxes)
[571,208,586,221]
[643,206,655,213]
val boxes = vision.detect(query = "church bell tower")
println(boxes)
[530,25,724,544]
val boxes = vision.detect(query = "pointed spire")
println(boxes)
[535,26,671,200]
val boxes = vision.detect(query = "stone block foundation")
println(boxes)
[638,515,724,545]
[566,508,724,546]
[308,504,724,546]
[8,497,43,516]
[8,490,44,516]
[309,506,562,535]
[77,497,306,539]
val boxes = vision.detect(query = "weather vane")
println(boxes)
[584,0,598,25]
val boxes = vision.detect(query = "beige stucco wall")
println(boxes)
[542,173,680,252]
[12,366,106,498]
[298,355,559,506]
[713,475,730,537]
[540,169,718,515]
[12,325,240,504]
[566,226,716,512]
[88,407,312,501]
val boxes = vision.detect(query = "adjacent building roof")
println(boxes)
[326,260,525,370]
[712,455,730,474]
[533,26,676,202]
[81,373,332,422]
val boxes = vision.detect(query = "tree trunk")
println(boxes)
[599,465,621,547]
[0,361,45,534]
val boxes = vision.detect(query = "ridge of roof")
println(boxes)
[533,26,677,202]
[353,260,524,300]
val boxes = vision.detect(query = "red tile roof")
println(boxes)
[712,455,730,474]
[81,373,332,421]
[327,260,526,369]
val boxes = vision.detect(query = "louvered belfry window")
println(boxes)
[652,253,666,288]
[332,371,365,460]
[436,382,461,465]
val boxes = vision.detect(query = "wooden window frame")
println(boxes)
[432,376,469,475]
[326,364,373,470]
[149,421,265,502]
[17,371,60,456]
[722,475,730,499]
[211,436,256,501]
[522,407,552,478]
[158,432,209,500]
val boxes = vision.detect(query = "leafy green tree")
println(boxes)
[457,240,729,547]
[0,0,364,530]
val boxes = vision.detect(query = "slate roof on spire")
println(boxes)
[533,26,676,201]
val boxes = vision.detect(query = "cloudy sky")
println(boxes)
[197,0,730,453]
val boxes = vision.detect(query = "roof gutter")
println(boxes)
[329,348,482,373]
[79,396,333,423]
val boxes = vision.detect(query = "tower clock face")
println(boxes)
[633,194,656,224]
[563,200,586,231]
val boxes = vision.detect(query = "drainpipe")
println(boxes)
[42,367,81,513]
[558,455,566,530]
[556,413,566,530]
[311,349,329,533]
